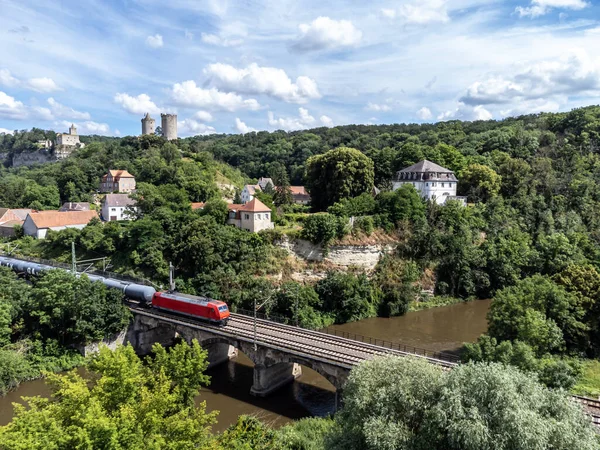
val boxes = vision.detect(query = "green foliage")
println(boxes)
[201,198,229,224]
[487,275,588,354]
[300,214,348,247]
[328,356,598,450]
[217,416,277,449]
[276,417,336,450]
[306,147,375,210]
[459,163,502,203]
[315,272,377,323]
[462,335,581,389]
[0,341,216,449]
[373,256,420,317]
[375,185,425,228]
[328,193,377,217]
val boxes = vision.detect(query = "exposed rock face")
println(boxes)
[12,150,55,167]
[77,329,127,356]
[277,236,394,270]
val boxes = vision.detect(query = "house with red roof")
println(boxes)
[226,199,274,233]
[23,210,99,239]
[99,170,136,193]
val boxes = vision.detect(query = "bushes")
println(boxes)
[300,213,348,247]
[315,272,377,324]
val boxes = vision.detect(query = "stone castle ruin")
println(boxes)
[141,113,177,140]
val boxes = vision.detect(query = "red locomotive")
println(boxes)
[152,291,230,325]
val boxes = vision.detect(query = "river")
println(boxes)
[0,299,491,432]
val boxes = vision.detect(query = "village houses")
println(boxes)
[23,210,99,239]
[99,170,136,193]
[0,208,33,237]
[101,194,138,221]
[241,177,311,206]
[192,198,274,233]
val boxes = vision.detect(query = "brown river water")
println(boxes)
[0,299,491,432]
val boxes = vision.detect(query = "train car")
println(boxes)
[152,291,230,325]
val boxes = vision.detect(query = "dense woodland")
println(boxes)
[1,106,600,444]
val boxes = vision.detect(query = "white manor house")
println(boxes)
[392,160,466,205]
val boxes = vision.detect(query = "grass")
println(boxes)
[572,359,600,398]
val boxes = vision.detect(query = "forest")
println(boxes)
[1,106,600,393]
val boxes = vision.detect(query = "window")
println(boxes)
[244,214,250,220]
[218,305,228,311]
[265,213,269,220]
[442,183,445,187]
[426,183,428,186]
[257,214,261,220]
[111,208,116,211]
[432,182,436,187]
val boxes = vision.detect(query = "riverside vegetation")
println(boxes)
[2,106,600,442]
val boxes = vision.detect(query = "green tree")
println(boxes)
[306,147,375,210]
[0,341,217,450]
[376,185,425,228]
[460,163,501,203]
[315,272,377,323]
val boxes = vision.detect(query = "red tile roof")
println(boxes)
[238,198,271,213]
[27,210,99,229]
[289,186,308,195]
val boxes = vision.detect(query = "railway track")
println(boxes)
[128,304,455,369]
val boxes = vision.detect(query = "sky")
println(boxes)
[1,0,600,137]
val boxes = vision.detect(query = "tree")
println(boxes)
[328,356,597,450]
[315,272,377,323]
[273,170,293,207]
[376,185,425,228]
[487,275,588,354]
[0,341,217,449]
[460,163,501,203]
[201,199,229,224]
[306,147,375,210]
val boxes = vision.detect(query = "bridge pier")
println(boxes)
[205,343,239,369]
[250,362,302,397]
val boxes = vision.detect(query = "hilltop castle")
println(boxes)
[54,123,85,159]
[141,113,177,140]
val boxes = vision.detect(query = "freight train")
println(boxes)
[0,255,230,325]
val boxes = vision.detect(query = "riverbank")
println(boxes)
[408,295,475,312]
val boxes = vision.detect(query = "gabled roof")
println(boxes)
[244,184,261,195]
[239,198,271,213]
[0,220,22,229]
[191,202,206,210]
[0,208,10,221]
[11,209,34,220]
[398,160,454,174]
[289,186,309,196]
[103,170,135,181]
[26,210,99,229]
[103,194,137,207]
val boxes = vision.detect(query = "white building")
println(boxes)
[101,194,138,221]
[227,199,274,233]
[54,124,84,159]
[241,184,261,204]
[23,210,99,239]
[392,160,466,205]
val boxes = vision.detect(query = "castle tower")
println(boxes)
[69,123,77,135]
[161,113,177,141]
[141,113,156,135]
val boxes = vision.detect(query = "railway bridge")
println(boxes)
[125,305,456,400]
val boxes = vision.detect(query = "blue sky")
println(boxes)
[1,0,599,136]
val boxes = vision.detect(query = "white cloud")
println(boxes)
[0,70,60,92]
[0,69,19,88]
[30,106,54,121]
[235,118,257,134]
[291,17,362,52]
[59,120,111,136]
[146,34,164,48]
[114,93,161,115]
[204,63,320,104]
[47,97,90,120]
[0,91,27,120]
[417,107,433,120]
[438,104,493,121]
[201,33,243,47]
[267,107,332,131]
[185,29,194,40]
[320,115,334,127]
[192,110,214,122]
[384,0,450,24]
[0,128,14,134]
[366,102,392,112]
[460,49,600,105]
[179,118,217,136]
[170,80,260,111]
[115,129,122,136]
[26,77,61,93]
[516,0,588,17]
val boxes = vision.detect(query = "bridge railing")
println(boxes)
[234,308,460,364]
